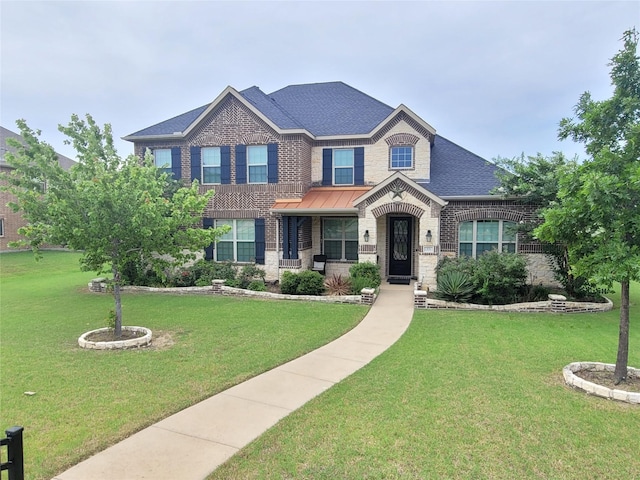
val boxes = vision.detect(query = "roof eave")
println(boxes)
[441,194,503,201]
[271,208,359,216]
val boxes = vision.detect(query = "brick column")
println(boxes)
[212,279,225,294]
[414,289,428,309]
[360,288,375,305]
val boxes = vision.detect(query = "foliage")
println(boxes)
[296,270,326,295]
[280,270,326,295]
[247,280,267,292]
[325,274,352,296]
[435,252,528,304]
[1,114,226,337]
[106,309,117,330]
[349,262,382,290]
[435,271,475,303]
[536,29,640,382]
[492,152,598,298]
[473,251,528,305]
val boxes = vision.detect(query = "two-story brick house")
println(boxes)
[1,126,76,251]
[124,82,548,288]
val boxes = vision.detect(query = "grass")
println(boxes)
[209,283,640,480]
[0,251,367,480]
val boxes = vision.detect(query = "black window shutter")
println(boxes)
[171,147,182,180]
[190,146,201,182]
[322,148,332,186]
[235,145,247,184]
[203,218,214,261]
[255,218,265,264]
[267,143,278,184]
[354,147,364,185]
[221,146,231,184]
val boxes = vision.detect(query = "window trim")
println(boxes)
[247,145,268,184]
[390,145,414,170]
[322,217,359,261]
[458,220,517,258]
[333,149,355,186]
[201,147,221,185]
[214,219,256,263]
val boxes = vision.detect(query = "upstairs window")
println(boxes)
[390,146,413,169]
[0,218,4,237]
[154,149,171,172]
[322,218,358,261]
[202,147,221,184]
[333,149,354,185]
[459,220,517,257]
[247,145,267,184]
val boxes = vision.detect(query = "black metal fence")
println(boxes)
[0,427,24,480]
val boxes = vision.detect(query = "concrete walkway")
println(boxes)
[53,283,415,480]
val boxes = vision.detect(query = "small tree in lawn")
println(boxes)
[536,29,640,384]
[2,114,226,338]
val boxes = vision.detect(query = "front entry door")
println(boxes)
[388,216,413,276]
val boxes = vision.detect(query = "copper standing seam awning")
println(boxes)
[270,186,371,215]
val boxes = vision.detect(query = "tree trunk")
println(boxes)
[112,265,123,339]
[614,279,630,384]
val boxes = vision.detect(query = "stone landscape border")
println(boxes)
[563,362,640,404]
[78,326,153,350]
[413,290,613,313]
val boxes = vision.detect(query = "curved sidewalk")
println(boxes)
[53,283,415,480]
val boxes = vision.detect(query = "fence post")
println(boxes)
[5,426,24,480]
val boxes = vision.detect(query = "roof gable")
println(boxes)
[1,126,76,170]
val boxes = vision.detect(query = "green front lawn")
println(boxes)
[210,283,640,479]
[0,251,367,480]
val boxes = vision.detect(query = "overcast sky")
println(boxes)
[1,1,638,163]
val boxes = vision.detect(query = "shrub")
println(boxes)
[350,276,374,295]
[247,280,267,292]
[280,270,325,295]
[325,274,351,296]
[237,264,266,289]
[435,271,475,303]
[472,251,528,305]
[280,270,300,295]
[296,270,325,295]
[349,262,381,289]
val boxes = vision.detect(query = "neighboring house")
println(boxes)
[124,82,549,288]
[0,126,76,251]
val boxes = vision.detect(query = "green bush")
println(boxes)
[296,270,325,295]
[237,264,266,289]
[280,270,300,295]
[350,276,373,295]
[280,270,325,296]
[472,251,528,305]
[436,252,529,304]
[247,280,267,292]
[349,262,381,289]
[435,271,475,303]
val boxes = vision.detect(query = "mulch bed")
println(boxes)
[574,370,640,393]
[85,329,147,342]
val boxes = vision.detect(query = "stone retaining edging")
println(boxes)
[413,290,613,313]
[563,362,640,404]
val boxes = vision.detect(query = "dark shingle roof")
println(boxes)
[126,82,394,138]
[127,105,208,138]
[1,126,75,170]
[420,135,500,197]
[267,82,394,136]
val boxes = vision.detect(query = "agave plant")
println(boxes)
[325,274,352,296]
[435,271,475,303]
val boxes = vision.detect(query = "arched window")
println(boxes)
[459,220,517,257]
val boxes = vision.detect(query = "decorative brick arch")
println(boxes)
[194,133,224,146]
[454,209,525,223]
[241,133,277,145]
[385,132,420,146]
[371,202,425,219]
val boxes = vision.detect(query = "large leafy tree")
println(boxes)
[493,153,588,296]
[2,114,224,337]
[536,29,640,383]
